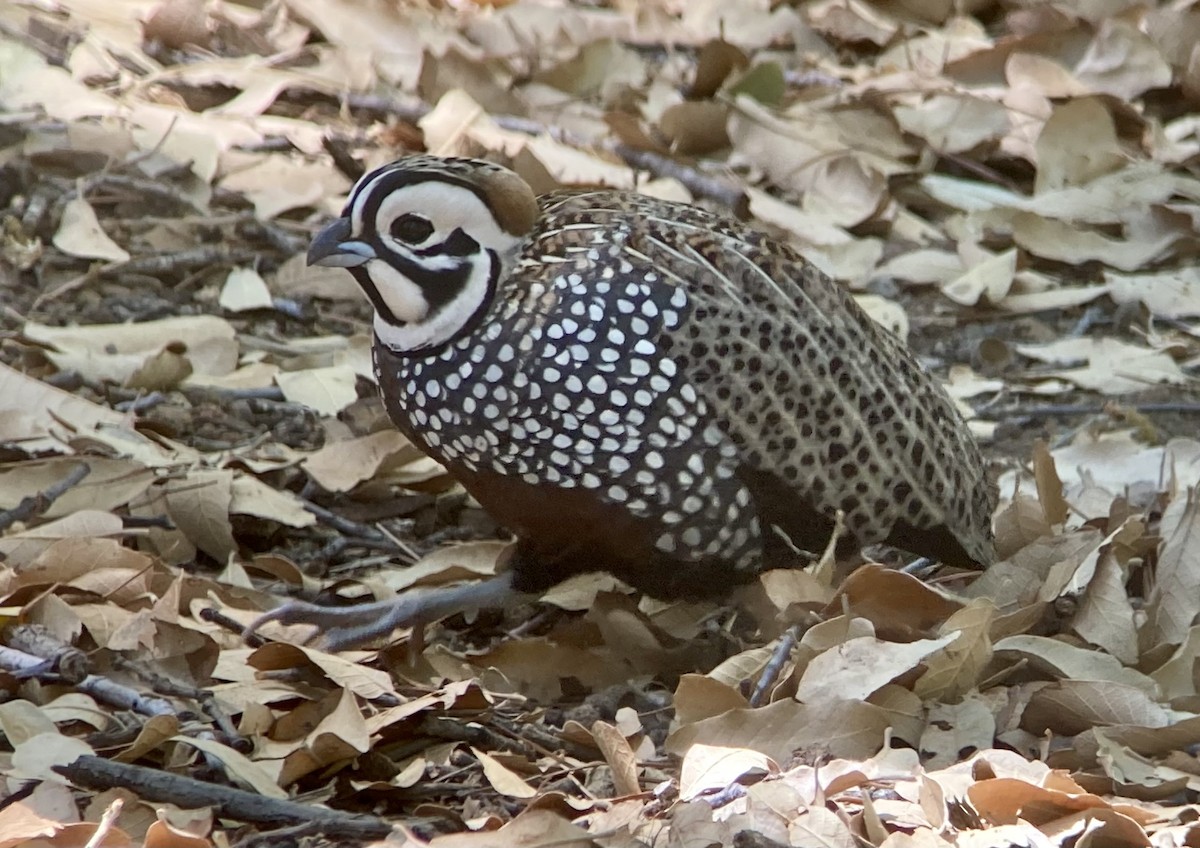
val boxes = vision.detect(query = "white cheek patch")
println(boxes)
[375,182,519,255]
[367,258,429,323]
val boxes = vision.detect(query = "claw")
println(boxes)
[242,573,527,651]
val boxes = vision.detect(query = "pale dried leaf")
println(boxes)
[10,733,95,784]
[1010,212,1178,272]
[993,635,1155,690]
[894,93,1009,155]
[796,633,958,704]
[1106,269,1200,319]
[1075,18,1173,99]
[172,735,287,798]
[471,747,538,799]
[24,316,238,383]
[591,721,641,797]
[163,469,236,563]
[51,196,129,262]
[915,600,996,701]
[667,698,892,762]
[1015,337,1187,395]
[228,474,315,528]
[1071,547,1139,666]
[789,803,858,848]
[219,156,350,219]
[1034,98,1124,193]
[303,430,422,493]
[919,699,997,770]
[0,38,118,120]
[275,366,358,416]
[1145,491,1200,646]
[219,267,274,312]
[1152,626,1200,699]
[419,88,528,158]
[942,249,1016,306]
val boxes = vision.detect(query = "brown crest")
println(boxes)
[474,167,538,236]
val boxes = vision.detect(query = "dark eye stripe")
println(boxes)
[421,228,478,258]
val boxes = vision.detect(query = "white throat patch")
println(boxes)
[372,253,496,352]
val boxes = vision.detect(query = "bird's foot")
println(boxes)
[242,596,426,651]
[242,572,524,652]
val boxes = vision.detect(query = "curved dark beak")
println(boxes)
[307,218,377,268]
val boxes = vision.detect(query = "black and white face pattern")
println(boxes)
[309,165,525,353]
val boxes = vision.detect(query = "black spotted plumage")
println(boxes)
[247,155,995,650]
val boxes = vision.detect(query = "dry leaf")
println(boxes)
[52,196,130,262]
[678,744,778,801]
[219,267,274,312]
[796,634,959,703]
[275,366,359,416]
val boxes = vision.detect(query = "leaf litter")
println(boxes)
[1,0,1200,846]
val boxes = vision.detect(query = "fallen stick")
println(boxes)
[54,756,399,841]
[0,463,91,534]
[0,645,178,718]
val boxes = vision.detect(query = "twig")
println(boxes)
[492,111,746,209]
[749,625,800,708]
[183,385,286,402]
[782,69,844,89]
[734,830,791,848]
[85,173,204,215]
[506,607,558,638]
[420,715,532,758]
[0,463,91,534]
[270,297,309,320]
[0,781,36,812]
[79,675,181,718]
[2,624,89,683]
[1067,305,1108,338]
[83,797,124,848]
[199,606,266,647]
[977,401,1200,420]
[117,247,260,277]
[229,822,329,848]
[308,535,352,566]
[123,514,175,530]
[111,656,249,752]
[490,714,600,764]
[338,92,428,123]
[20,184,54,232]
[234,214,308,255]
[34,248,259,307]
[0,646,179,717]
[54,756,401,841]
[301,498,390,543]
[937,152,1024,194]
[305,535,418,571]
[606,142,746,211]
[114,391,168,414]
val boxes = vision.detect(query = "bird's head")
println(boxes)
[309,155,538,352]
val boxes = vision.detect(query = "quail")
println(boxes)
[247,155,995,649]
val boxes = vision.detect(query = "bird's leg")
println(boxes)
[243,572,531,651]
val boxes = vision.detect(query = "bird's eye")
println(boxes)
[390,213,435,244]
